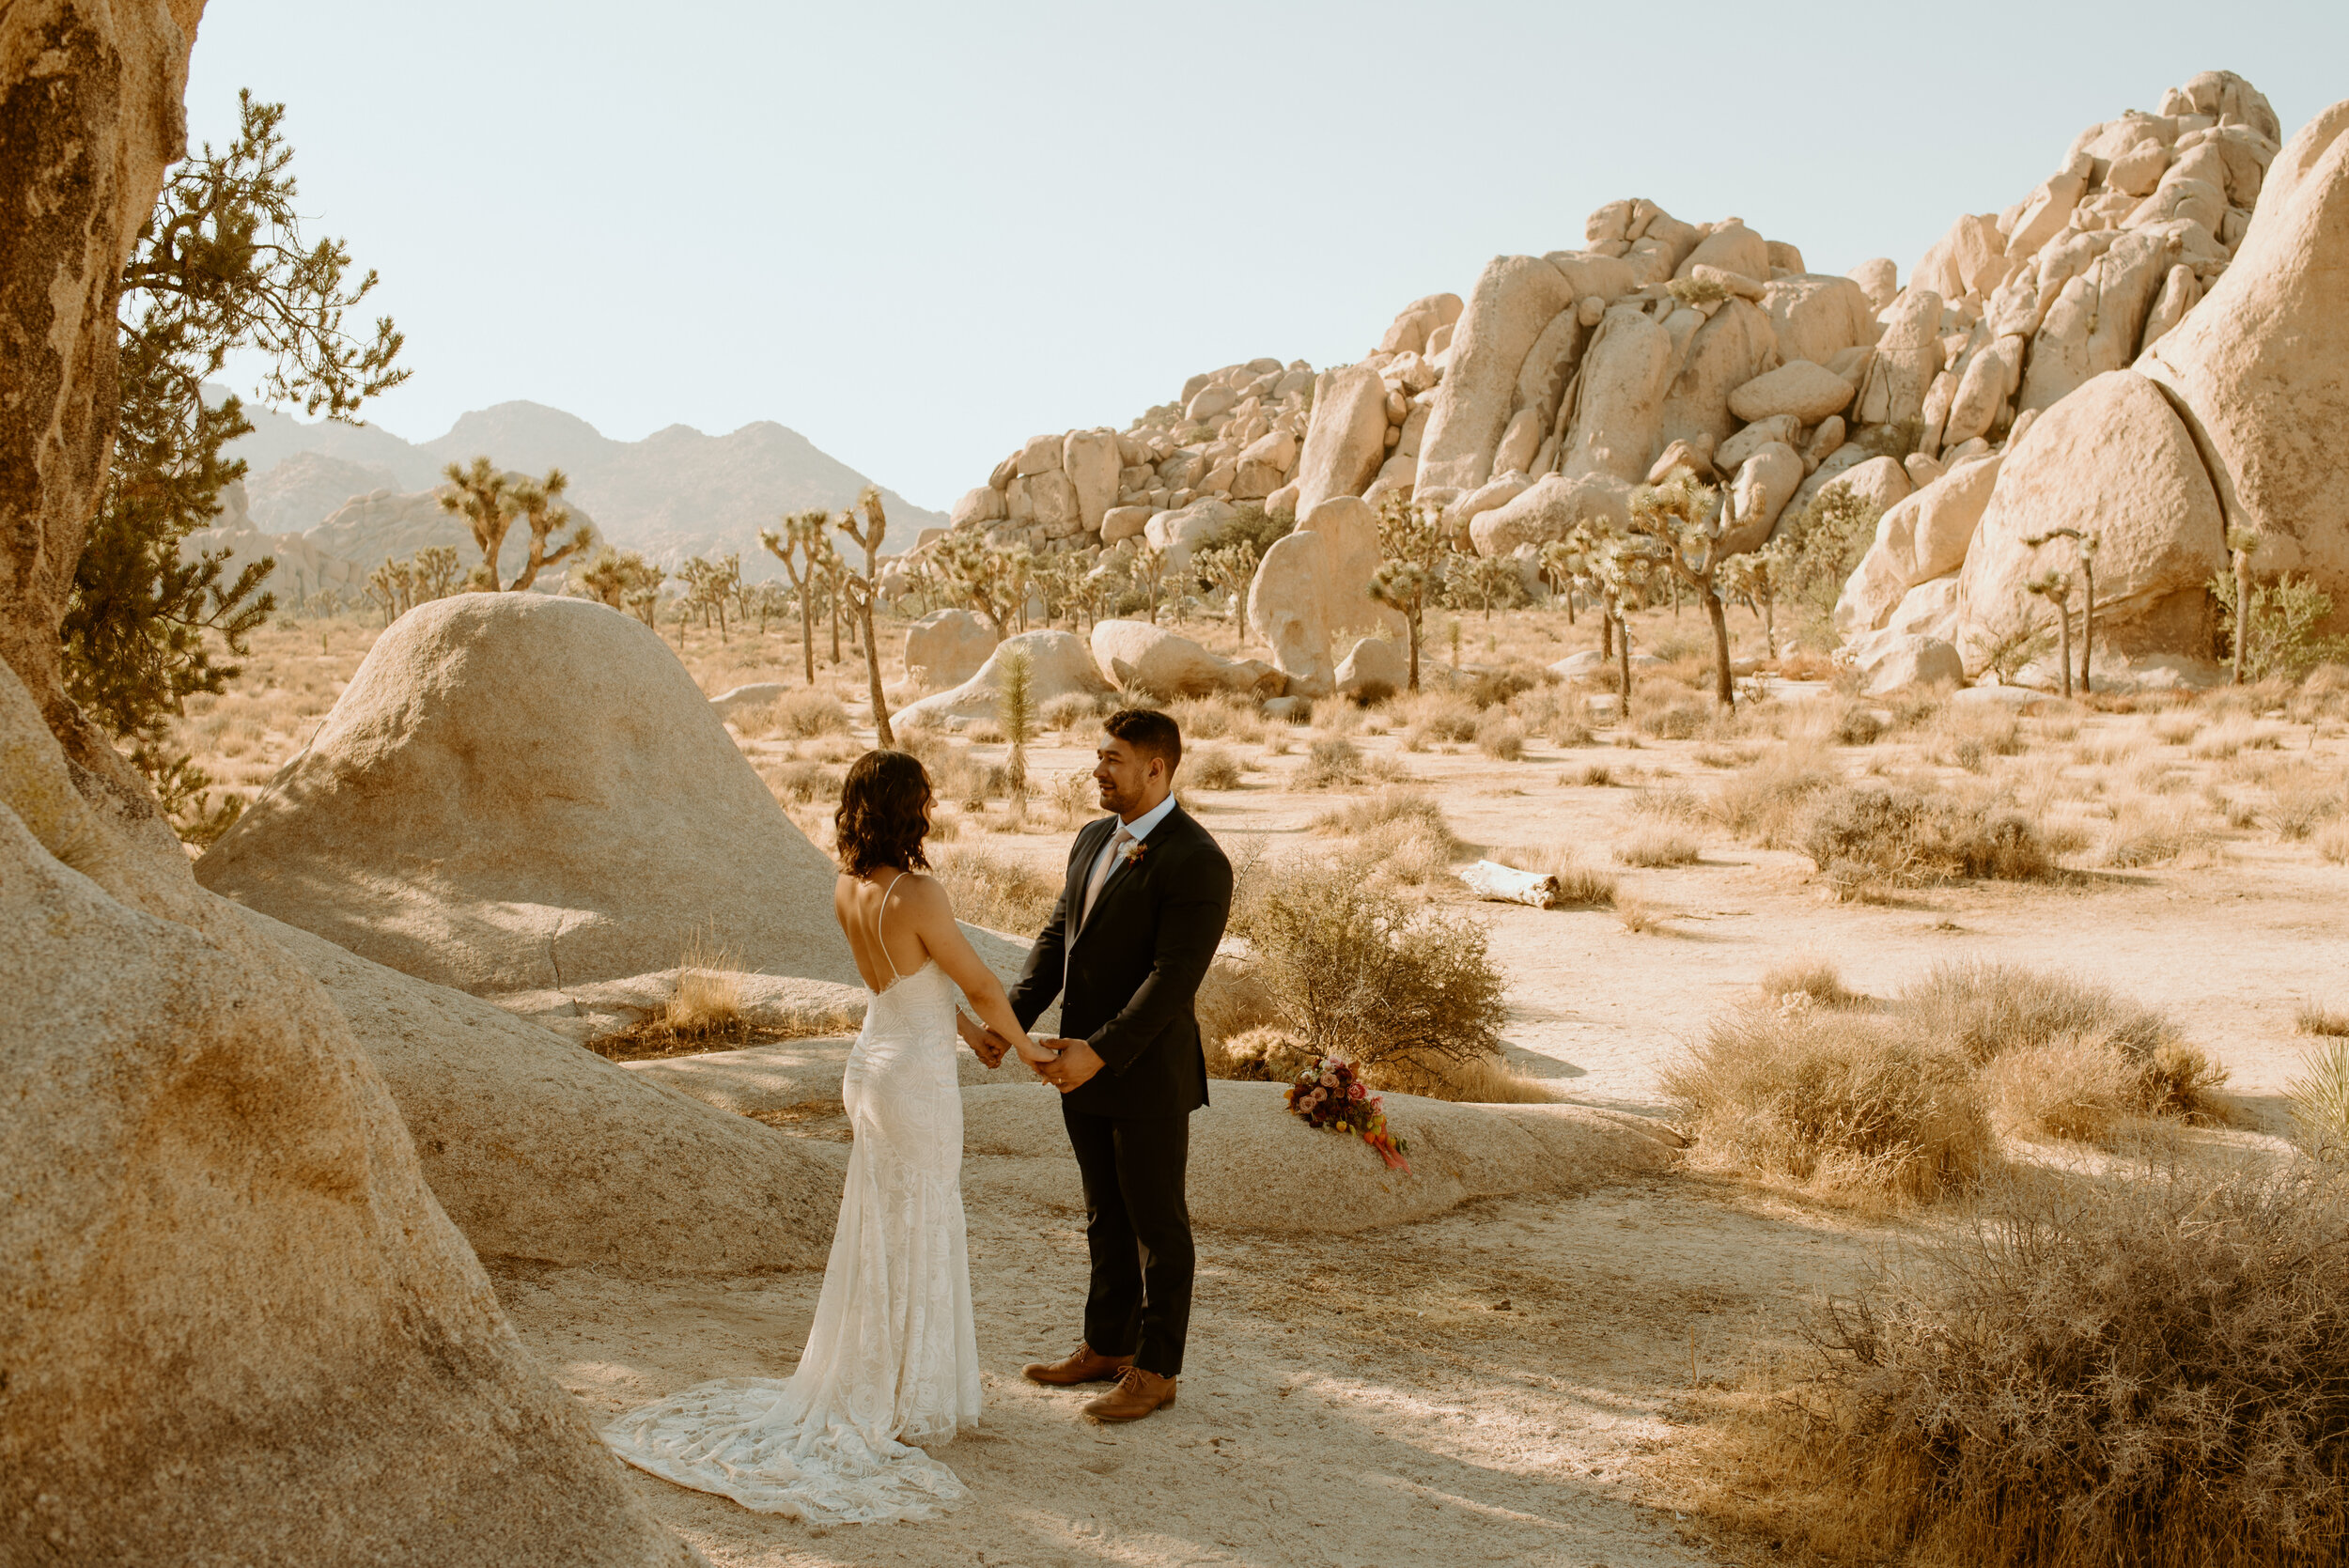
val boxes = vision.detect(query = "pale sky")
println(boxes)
[185,2,2349,512]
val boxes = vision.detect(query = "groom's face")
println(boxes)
[1094,736,1164,817]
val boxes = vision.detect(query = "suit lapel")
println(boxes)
[1068,816,1117,943]
[1075,806,1179,945]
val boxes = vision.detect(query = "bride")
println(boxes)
[604,748,1055,1523]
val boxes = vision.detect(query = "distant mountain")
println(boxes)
[247,451,404,533]
[222,395,945,581]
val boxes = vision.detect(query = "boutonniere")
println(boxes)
[1119,838,1149,867]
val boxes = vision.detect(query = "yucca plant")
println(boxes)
[2287,1035,2349,1162]
[995,644,1034,800]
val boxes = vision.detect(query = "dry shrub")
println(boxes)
[1710,1162,2349,1568]
[759,758,841,805]
[1369,1050,1558,1104]
[1617,827,1701,867]
[2266,767,2344,841]
[2151,709,2203,746]
[1801,784,2051,895]
[1510,684,1592,746]
[1923,704,2025,771]
[2320,820,2349,864]
[928,845,1059,935]
[1237,856,1506,1079]
[2192,717,2286,759]
[1632,781,1703,820]
[1570,761,1614,787]
[1902,959,2227,1133]
[1663,1002,1992,1203]
[770,688,852,737]
[1473,709,1527,759]
[667,934,744,1036]
[1711,743,1836,847]
[1830,704,1887,745]
[1637,694,1712,740]
[1042,691,1101,732]
[1615,894,1666,934]
[1298,736,1362,788]
[1187,743,1243,790]
[2298,1000,2349,1038]
[1757,955,1859,1009]
[2098,796,2221,867]
[1207,1023,1314,1082]
[1313,785,1456,847]
[1195,963,1281,1059]
[1499,844,1617,908]
[1394,690,1478,746]
[1900,959,2177,1066]
[1467,667,1538,709]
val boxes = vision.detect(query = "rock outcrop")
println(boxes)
[252,908,838,1275]
[1090,619,1283,700]
[895,628,1116,725]
[196,593,860,1003]
[904,607,997,689]
[2141,97,2349,618]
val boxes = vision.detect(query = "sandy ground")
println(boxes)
[493,689,2341,1565]
[184,610,2348,1564]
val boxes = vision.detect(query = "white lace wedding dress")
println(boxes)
[602,922,982,1524]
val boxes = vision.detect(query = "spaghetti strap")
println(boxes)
[873,872,909,985]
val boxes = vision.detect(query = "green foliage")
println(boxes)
[1370,494,1447,690]
[2210,569,2349,682]
[61,89,402,834]
[1664,274,1728,306]
[1801,785,2052,894]
[995,645,1034,794]
[577,546,664,619]
[1236,857,1507,1074]
[1774,486,1879,649]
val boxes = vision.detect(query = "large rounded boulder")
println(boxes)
[1953,370,2226,665]
[2141,98,2349,616]
[196,593,858,1004]
[0,665,693,1568]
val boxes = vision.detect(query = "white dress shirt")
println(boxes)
[1079,791,1178,930]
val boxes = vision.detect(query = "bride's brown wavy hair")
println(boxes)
[834,749,934,878]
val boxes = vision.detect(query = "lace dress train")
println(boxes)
[602,957,982,1523]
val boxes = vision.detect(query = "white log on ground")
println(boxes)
[1457,860,1562,908]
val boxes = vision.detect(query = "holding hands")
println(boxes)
[963,1017,1059,1072]
[978,1027,1103,1093]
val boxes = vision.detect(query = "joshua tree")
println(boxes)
[577,545,662,613]
[809,536,847,664]
[1192,537,1262,622]
[836,487,896,748]
[1368,493,1446,691]
[439,457,519,589]
[2024,526,2100,693]
[507,467,595,590]
[677,554,741,642]
[367,556,412,624]
[934,531,1010,635]
[623,584,661,629]
[2024,568,2076,697]
[1537,539,1578,624]
[1134,537,1173,625]
[757,508,831,682]
[1721,536,1791,658]
[413,544,463,600]
[2228,525,2261,685]
[997,644,1034,800]
[1626,470,1741,707]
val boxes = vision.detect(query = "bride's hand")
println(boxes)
[1011,1032,1061,1066]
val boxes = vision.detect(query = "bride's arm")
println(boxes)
[896,875,1055,1063]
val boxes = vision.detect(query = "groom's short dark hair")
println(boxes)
[1103,707,1181,774]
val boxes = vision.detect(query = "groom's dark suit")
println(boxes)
[1008,803,1231,1378]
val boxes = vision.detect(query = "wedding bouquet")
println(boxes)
[1283,1056,1411,1173]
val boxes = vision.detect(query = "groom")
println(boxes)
[988,707,1232,1423]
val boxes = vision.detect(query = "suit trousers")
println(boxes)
[1060,1103,1193,1377]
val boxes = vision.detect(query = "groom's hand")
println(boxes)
[1039,1037,1105,1093]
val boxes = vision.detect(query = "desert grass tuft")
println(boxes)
[928,845,1060,935]
[1756,955,1859,1010]
[1616,827,1702,868]
[1684,1162,2349,1568]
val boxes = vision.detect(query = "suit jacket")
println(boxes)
[1007,802,1233,1119]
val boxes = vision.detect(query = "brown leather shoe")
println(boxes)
[1022,1342,1135,1387]
[1081,1366,1177,1422]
